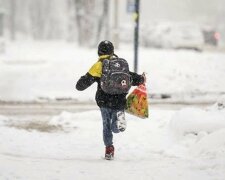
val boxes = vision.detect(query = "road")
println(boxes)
[0,101,97,116]
[0,100,212,117]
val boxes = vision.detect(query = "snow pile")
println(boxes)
[169,107,225,136]
[49,110,104,133]
[169,98,225,159]
[0,115,9,126]
[210,95,225,110]
[189,129,225,157]
[49,111,78,132]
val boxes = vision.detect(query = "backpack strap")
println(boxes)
[112,54,118,58]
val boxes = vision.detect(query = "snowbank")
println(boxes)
[0,115,9,126]
[169,98,225,159]
[169,107,225,135]
[189,129,225,157]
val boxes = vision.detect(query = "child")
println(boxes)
[76,40,145,160]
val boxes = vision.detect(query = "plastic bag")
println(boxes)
[126,83,149,119]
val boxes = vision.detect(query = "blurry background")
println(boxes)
[0,0,225,103]
[0,0,224,47]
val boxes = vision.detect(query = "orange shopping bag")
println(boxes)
[125,83,149,119]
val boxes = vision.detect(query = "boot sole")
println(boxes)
[105,154,114,160]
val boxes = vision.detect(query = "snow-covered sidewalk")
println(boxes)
[0,100,225,180]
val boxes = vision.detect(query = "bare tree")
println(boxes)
[73,0,110,46]
[74,0,97,46]
[66,0,77,41]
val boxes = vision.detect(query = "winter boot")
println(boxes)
[105,145,114,160]
[117,111,126,132]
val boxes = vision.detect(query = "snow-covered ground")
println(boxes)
[0,100,225,179]
[0,41,225,179]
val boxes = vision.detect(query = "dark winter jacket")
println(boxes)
[76,55,144,110]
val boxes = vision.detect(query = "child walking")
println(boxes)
[76,40,145,160]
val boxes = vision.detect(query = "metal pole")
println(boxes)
[134,0,140,73]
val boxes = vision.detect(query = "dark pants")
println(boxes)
[100,107,125,146]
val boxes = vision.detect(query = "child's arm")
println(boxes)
[129,72,145,86]
[76,73,98,91]
[76,61,102,91]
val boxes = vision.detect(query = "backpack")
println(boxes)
[100,57,132,94]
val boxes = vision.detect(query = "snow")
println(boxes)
[0,101,225,179]
[168,100,225,161]
[170,107,225,136]
[0,41,225,179]
[0,41,225,102]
